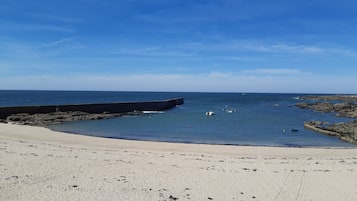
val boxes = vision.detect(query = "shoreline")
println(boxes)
[4,122,353,153]
[1,122,357,201]
[47,125,356,149]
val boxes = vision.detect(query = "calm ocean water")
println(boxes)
[0,90,355,147]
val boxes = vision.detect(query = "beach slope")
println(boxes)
[1,123,356,201]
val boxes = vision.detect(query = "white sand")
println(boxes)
[1,123,357,201]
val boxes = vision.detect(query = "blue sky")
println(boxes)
[1,0,356,93]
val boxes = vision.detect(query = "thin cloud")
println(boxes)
[213,56,266,61]
[272,44,322,53]
[241,68,301,75]
[245,43,324,54]
[207,72,234,78]
[112,46,195,57]
[180,40,355,57]
[243,42,357,57]
[23,24,75,32]
[30,13,84,24]
[39,38,74,48]
[131,0,291,25]
[1,21,75,32]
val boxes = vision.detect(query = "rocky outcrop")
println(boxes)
[296,102,357,118]
[304,121,357,145]
[296,95,357,144]
[4,111,145,126]
[299,95,357,102]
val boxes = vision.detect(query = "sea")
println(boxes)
[0,90,355,147]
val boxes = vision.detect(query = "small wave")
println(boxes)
[142,111,165,114]
[222,108,237,113]
[268,103,279,107]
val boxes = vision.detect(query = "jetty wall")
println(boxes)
[303,122,340,136]
[0,98,184,119]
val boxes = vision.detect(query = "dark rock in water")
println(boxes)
[4,111,124,126]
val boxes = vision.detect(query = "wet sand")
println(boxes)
[1,123,357,201]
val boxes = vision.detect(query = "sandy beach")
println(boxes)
[1,123,357,201]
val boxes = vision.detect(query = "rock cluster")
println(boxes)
[297,95,357,144]
[4,111,142,126]
[304,121,357,144]
[296,102,357,118]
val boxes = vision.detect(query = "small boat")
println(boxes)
[206,111,215,116]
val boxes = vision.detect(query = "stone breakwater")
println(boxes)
[304,121,357,144]
[0,98,184,126]
[296,95,357,144]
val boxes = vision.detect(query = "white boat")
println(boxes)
[205,111,215,116]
